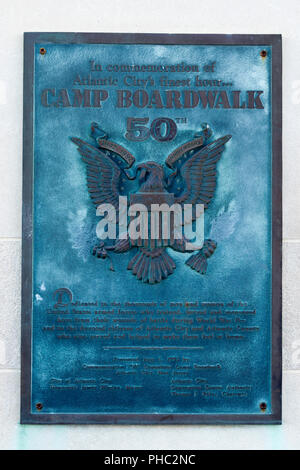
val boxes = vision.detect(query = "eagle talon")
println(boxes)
[92,244,107,259]
[185,239,217,274]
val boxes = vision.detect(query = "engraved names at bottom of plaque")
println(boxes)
[48,366,253,399]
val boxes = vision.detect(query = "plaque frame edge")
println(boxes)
[21,32,282,425]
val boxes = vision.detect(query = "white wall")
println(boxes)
[0,0,299,450]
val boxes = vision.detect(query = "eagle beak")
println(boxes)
[139,168,147,180]
[136,163,147,181]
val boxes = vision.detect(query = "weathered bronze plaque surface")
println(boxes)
[21,33,282,424]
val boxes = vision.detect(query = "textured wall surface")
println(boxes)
[0,0,299,450]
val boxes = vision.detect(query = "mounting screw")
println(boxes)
[39,47,46,55]
[260,402,267,412]
[36,402,43,411]
[260,50,267,58]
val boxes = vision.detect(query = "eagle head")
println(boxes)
[136,161,166,192]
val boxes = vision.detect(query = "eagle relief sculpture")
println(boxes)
[71,123,231,284]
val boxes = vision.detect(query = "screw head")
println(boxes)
[36,402,43,411]
[39,47,46,55]
[260,402,267,412]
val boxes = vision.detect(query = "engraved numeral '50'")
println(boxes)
[125,117,177,142]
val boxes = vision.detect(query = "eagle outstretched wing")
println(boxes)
[71,137,123,215]
[174,135,232,215]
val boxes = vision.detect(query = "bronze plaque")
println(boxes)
[21,33,282,424]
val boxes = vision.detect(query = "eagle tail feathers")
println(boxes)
[128,248,175,284]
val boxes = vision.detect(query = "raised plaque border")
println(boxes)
[21,33,282,424]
